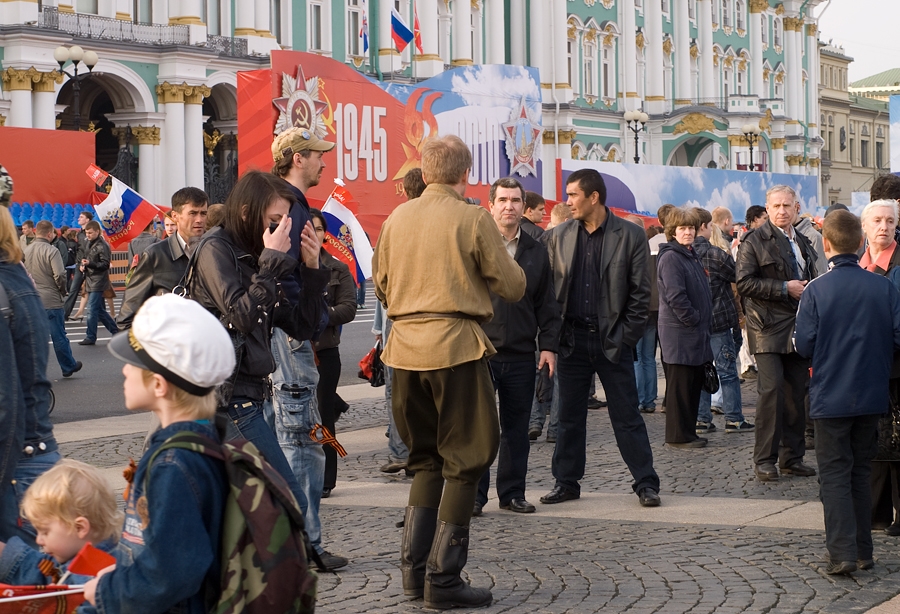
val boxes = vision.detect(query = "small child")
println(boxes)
[0,459,126,586]
[81,293,236,613]
[794,210,900,575]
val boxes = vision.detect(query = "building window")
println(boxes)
[689,0,695,19]
[76,0,98,14]
[134,0,150,22]
[722,0,730,27]
[761,14,767,44]
[635,0,642,7]
[774,76,782,99]
[736,0,744,29]
[736,69,744,94]
[568,39,578,94]
[584,41,597,97]
[877,141,885,168]
[602,46,612,98]
[662,0,669,15]
[270,0,281,42]
[850,138,855,164]
[309,1,323,49]
[774,18,781,47]
[723,67,731,98]
[861,140,869,167]
[347,0,364,57]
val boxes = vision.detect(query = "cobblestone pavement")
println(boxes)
[62,379,900,613]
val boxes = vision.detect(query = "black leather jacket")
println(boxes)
[117,233,188,329]
[188,227,329,400]
[82,237,112,293]
[736,220,818,354]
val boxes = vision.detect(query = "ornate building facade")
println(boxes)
[0,0,824,206]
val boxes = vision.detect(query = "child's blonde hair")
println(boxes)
[141,368,217,420]
[21,459,123,541]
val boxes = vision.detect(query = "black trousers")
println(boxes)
[393,358,499,526]
[753,352,808,468]
[871,461,900,525]
[63,268,84,319]
[664,364,704,444]
[815,415,880,563]
[315,346,341,491]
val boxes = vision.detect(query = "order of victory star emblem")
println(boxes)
[273,66,329,136]
[501,97,543,178]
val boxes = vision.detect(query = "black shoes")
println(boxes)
[321,487,332,499]
[587,396,607,409]
[755,463,779,481]
[78,339,95,346]
[62,361,83,377]
[780,462,817,477]
[825,560,856,575]
[638,488,661,507]
[499,498,535,514]
[423,521,493,610]
[528,427,541,441]
[472,502,483,517]
[667,438,708,449]
[539,486,579,505]
[886,522,900,536]
[858,559,875,570]
[316,550,348,572]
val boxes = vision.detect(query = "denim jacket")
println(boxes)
[84,421,226,614]
[0,262,55,518]
[0,535,132,586]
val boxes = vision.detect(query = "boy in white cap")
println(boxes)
[81,293,235,613]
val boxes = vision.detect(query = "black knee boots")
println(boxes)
[423,520,492,610]
[400,506,438,597]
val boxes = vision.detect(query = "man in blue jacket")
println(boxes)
[794,210,900,575]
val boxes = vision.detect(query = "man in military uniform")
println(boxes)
[373,135,525,610]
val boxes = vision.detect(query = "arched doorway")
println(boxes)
[202,82,238,204]
[668,136,726,169]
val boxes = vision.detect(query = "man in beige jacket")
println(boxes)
[373,135,525,610]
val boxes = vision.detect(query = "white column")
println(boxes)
[451,0,472,65]
[748,0,764,96]
[784,17,801,125]
[157,83,186,203]
[698,0,715,102]
[414,0,442,76]
[2,68,35,128]
[530,0,550,102]
[509,0,526,66]
[378,0,399,73]
[152,0,168,24]
[234,0,255,35]
[485,0,505,65]
[97,0,115,18]
[438,4,452,64]
[32,71,60,131]
[771,140,785,173]
[644,0,666,114]
[254,0,270,36]
[134,126,161,205]
[115,0,131,20]
[806,23,819,140]
[551,0,571,102]
[674,0,692,106]
[184,86,208,190]
[621,0,638,110]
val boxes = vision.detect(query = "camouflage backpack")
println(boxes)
[146,429,318,614]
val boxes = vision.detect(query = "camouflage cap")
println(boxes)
[0,166,12,208]
[271,127,335,162]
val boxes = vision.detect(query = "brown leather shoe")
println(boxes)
[780,462,816,477]
[755,463,779,481]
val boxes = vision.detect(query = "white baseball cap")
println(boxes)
[108,294,236,396]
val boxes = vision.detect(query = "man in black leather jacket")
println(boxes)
[117,188,208,329]
[736,185,818,482]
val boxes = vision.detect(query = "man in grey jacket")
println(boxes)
[23,221,81,376]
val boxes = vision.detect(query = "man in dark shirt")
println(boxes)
[475,177,560,516]
[540,168,660,508]
[520,191,546,239]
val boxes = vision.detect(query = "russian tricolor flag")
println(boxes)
[85,165,160,250]
[391,8,414,53]
[321,182,373,286]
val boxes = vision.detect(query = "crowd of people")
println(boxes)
[1,132,900,611]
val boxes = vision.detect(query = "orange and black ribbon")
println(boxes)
[309,424,347,457]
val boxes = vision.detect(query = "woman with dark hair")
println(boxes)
[309,209,357,497]
[657,207,714,448]
[188,170,329,502]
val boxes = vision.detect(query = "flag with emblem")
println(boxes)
[390,8,414,53]
[321,182,373,287]
[86,167,160,250]
[0,585,86,613]
[413,2,423,54]
[360,0,369,53]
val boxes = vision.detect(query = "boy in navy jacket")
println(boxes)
[794,210,900,575]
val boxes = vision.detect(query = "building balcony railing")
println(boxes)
[205,35,248,57]
[38,7,190,46]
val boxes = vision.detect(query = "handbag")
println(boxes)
[358,341,386,387]
[701,361,720,394]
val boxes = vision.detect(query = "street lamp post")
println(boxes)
[741,123,762,171]
[624,110,650,164]
[54,45,99,131]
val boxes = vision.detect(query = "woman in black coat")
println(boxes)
[310,209,358,497]
[657,207,714,448]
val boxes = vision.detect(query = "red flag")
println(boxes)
[413,2,423,54]
[67,542,116,577]
[0,584,85,613]
[85,164,109,187]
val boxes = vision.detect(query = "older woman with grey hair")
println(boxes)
[861,198,900,537]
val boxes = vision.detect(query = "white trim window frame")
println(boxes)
[584,38,598,98]
[346,0,364,58]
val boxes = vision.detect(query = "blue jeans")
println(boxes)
[0,451,62,547]
[384,364,409,462]
[477,360,536,506]
[633,321,658,409]
[528,373,559,439]
[46,308,77,373]
[698,331,745,423]
[268,329,326,554]
[554,327,659,495]
[85,290,118,342]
